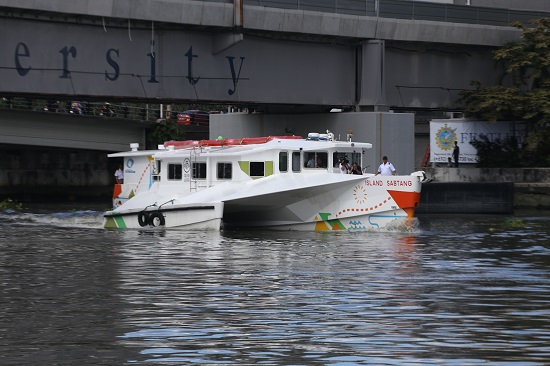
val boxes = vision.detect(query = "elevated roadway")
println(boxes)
[0,0,540,112]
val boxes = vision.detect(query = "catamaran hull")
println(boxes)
[103,202,224,230]
[221,175,422,231]
[223,209,414,231]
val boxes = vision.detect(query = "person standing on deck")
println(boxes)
[375,156,396,176]
[114,164,124,184]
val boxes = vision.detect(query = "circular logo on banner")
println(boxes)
[183,158,190,173]
[435,124,456,151]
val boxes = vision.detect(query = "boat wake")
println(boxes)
[0,209,105,229]
[346,217,420,234]
[385,217,420,232]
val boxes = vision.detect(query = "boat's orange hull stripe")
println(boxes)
[387,190,421,213]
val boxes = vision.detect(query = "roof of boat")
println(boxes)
[155,138,372,158]
[107,149,162,158]
[107,136,372,159]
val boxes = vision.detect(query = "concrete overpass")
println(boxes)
[0,0,539,112]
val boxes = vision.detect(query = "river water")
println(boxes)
[1,206,550,365]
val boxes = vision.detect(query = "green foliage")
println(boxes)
[0,198,22,210]
[469,135,523,167]
[459,81,524,122]
[504,217,526,229]
[458,18,550,167]
[494,19,550,89]
[147,120,186,148]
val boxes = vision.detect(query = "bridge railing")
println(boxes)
[245,0,548,27]
[0,97,201,124]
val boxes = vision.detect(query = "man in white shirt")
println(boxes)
[375,156,396,176]
[114,164,124,183]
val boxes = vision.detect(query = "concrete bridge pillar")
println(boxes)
[357,40,387,112]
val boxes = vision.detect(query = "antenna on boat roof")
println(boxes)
[347,130,353,142]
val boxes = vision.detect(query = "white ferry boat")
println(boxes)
[103,132,427,231]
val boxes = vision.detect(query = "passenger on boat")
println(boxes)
[316,156,325,168]
[350,162,363,175]
[114,164,124,184]
[306,154,316,168]
[339,157,350,174]
[375,156,396,176]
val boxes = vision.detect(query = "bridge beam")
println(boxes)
[357,40,387,112]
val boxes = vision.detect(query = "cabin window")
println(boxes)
[292,152,301,172]
[217,162,232,179]
[279,152,288,172]
[193,162,207,179]
[167,163,182,180]
[304,152,328,168]
[250,162,265,177]
[333,152,363,171]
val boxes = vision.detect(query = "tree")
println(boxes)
[459,18,550,167]
[147,120,186,149]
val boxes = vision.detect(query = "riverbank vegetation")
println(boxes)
[459,18,550,168]
[0,198,22,210]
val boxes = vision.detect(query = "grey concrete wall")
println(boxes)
[0,144,115,202]
[423,167,550,183]
[421,167,550,210]
[0,1,522,112]
[210,111,417,174]
[0,0,521,46]
[0,110,148,152]
[0,17,356,106]
[385,42,499,109]
[0,0,235,28]
[243,6,520,46]
[417,182,514,214]
[457,0,550,12]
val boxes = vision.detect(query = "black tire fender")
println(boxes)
[137,211,149,227]
[148,211,166,227]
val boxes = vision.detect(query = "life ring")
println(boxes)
[138,211,149,227]
[148,211,166,227]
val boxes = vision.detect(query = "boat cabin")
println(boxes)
[152,136,371,192]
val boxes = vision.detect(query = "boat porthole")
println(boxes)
[148,212,166,227]
[138,212,149,227]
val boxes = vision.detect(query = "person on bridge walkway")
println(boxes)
[375,156,396,176]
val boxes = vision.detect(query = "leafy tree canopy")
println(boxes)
[147,120,187,149]
[459,18,550,167]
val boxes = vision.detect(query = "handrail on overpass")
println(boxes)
[244,0,548,27]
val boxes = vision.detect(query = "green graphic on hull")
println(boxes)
[104,216,127,228]
[315,212,346,231]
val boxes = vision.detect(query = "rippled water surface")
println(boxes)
[1,206,550,365]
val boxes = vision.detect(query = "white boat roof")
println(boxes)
[153,138,372,158]
[108,149,164,158]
